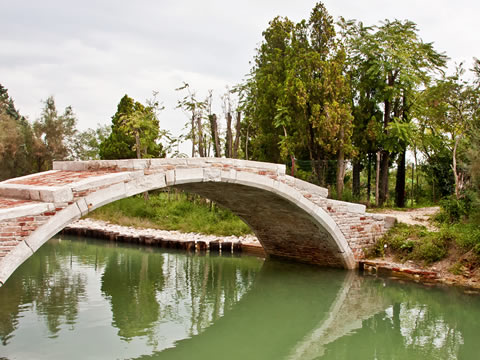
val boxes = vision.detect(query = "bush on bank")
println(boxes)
[371,193,480,267]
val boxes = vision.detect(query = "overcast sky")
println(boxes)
[1,0,478,154]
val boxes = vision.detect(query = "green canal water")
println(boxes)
[1,236,479,360]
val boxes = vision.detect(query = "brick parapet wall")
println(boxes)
[0,205,67,259]
[300,195,394,260]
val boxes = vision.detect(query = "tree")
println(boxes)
[175,83,207,157]
[222,88,238,158]
[418,64,479,199]
[100,95,164,160]
[0,84,36,180]
[206,90,221,157]
[72,125,111,160]
[344,19,446,206]
[339,19,385,202]
[33,96,78,171]
[243,3,354,198]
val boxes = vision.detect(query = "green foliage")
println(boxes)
[1,84,106,179]
[242,2,353,183]
[32,96,78,171]
[88,192,252,236]
[100,94,164,160]
[371,223,449,264]
[436,192,477,223]
[175,83,209,158]
[72,125,111,160]
[0,98,36,180]
[416,64,480,199]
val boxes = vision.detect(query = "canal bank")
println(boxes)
[62,219,266,256]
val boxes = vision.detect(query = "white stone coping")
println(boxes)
[0,202,55,221]
[0,183,74,203]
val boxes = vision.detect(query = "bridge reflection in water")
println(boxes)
[0,236,478,359]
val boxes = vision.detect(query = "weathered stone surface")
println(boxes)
[0,158,396,285]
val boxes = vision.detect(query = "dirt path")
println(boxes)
[373,206,440,230]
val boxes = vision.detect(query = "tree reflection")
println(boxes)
[101,248,165,340]
[101,248,262,342]
[0,238,87,343]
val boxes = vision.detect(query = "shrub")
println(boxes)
[371,223,450,264]
[437,191,477,224]
[412,237,447,264]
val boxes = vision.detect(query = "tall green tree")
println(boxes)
[99,95,164,160]
[243,3,354,198]
[0,85,36,180]
[345,19,447,206]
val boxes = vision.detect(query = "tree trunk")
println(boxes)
[135,131,141,159]
[352,160,362,199]
[378,74,394,206]
[336,128,345,200]
[245,122,250,160]
[379,150,390,206]
[411,160,414,207]
[336,153,345,200]
[191,114,196,157]
[395,92,408,208]
[208,114,221,157]
[376,151,380,206]
[233,111,241,158]
[196,115,204,157]
[414,148,419,204]
[452,136,461,199]
[367,153,372,205]
[226,112,232,158]
[395,148,406,207]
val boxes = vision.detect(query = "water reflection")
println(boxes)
[0,236,479,360]
[0,238,87,342]
[101,250,164,340]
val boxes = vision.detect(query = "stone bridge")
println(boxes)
[0,158,395,285]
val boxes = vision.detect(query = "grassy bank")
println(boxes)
[369,207,480,275]
[87,191,252,236]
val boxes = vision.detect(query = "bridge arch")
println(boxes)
[0,158,394,285]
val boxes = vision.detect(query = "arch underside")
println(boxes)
[176,182,346,268]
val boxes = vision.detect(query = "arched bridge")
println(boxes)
[0,158,395,285]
